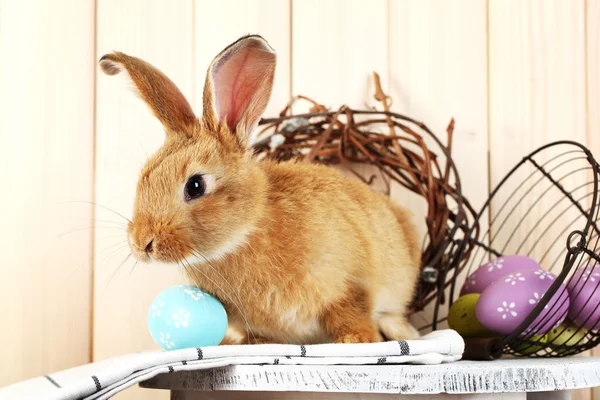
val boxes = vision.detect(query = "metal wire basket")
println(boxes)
[445,141,600,358]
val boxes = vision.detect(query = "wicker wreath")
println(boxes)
[252,73,480,319]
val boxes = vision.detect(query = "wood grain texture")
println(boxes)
[291,0,388,111]
[0,0,95,387]
[141,357,600,395]
[589,0,600,161]
[487,0,587,267]
[171,390,527,399]
[488,7,588,399]
[194,0,291,116]
[389,0,489,207]
[289,0,389,193]
[94,1,195,399]
[587,2,600,400]
[388,0,489,330]
[488,4,588,396]
[2,1,600,397]
[489,0,586,175]
[291,0,389,197]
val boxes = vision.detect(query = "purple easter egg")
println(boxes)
[475,269,570,337]
[567,264,600,330]
[461,255,541,295]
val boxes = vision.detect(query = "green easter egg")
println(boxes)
[547,321,588,354]
[448,294,496,337]
[510,334,547,355]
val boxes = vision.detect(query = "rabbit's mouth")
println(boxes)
[127,231,153,263]
[127,220,192,264]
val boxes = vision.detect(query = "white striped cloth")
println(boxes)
[0,329,463,400]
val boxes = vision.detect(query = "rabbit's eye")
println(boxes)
[184,174,206,202]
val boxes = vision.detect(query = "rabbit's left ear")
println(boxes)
[201,35,276,149]
[99,52,198,138]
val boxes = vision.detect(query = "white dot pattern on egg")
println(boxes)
[476,269,570,337]
[567,264,600,330]
[159,332,175,350]
[150,298,165,319]
[461,255,541,295]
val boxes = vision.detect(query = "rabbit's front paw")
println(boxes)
[334,331,382,344]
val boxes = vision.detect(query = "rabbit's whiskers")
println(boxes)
[181,257,256,343]
[67,239,128,280]
[175,241,255,343]
[60,200,132,223]
[104,252,133,289]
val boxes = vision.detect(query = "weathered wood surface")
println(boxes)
[140,357,600,395]
[170,390,529,399]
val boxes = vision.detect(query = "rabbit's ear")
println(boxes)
[202,35,276,149]
[99,52,198,138]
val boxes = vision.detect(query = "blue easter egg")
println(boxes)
[148,285,228,350]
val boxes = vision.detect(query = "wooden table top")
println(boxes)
[140,356,600,395]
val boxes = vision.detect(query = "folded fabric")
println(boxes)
[0,329,464,400]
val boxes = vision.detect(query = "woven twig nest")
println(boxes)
[252,73,480,317]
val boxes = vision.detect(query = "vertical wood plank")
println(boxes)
[487,0,586,270]
[95,1,194,399]
[587,1,600,400]
[291,0,388,110]
[589,0,600,160]
[389,0,489,209]
[291,0,389,197]
[489,3,588,396]
[0,0,95,386]
[489,0,586,170]
[194,0,291,116]
[388,0,489,329]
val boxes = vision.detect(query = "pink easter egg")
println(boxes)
[475,269,570,337]
[461,255,541,295]
[567,264,600,330]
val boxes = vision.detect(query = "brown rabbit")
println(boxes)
[99,35,421,345]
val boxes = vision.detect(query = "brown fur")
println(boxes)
[99,35,422,345]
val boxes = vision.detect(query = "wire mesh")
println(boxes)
[448,141,600,357]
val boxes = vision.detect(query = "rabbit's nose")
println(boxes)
[128,229,155,262]
[144,239,154,254]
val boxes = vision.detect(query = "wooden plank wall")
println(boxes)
[0,0,95,389]
[0,1,597,399]
[94,2,194,399]
[488,2,590,400]
[589,1,600,399]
